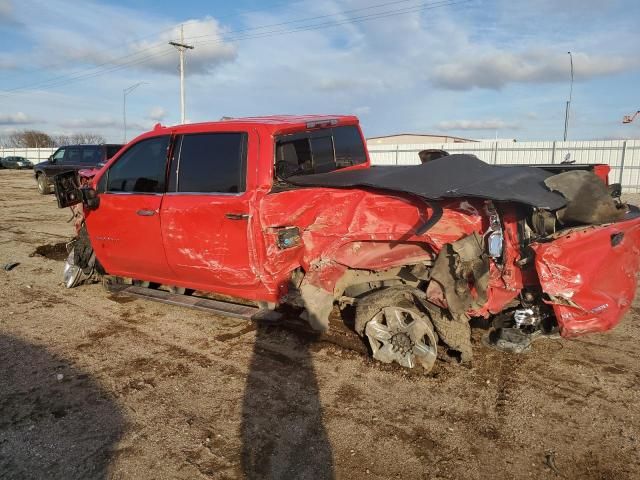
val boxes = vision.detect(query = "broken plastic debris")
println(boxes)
[2,262,19,271]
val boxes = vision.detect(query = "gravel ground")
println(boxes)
[1,170,639,480]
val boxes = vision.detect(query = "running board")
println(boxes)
[114,285,270,321]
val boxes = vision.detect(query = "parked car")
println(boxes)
[1,156,34,169]
[53,115,640,372]
[33,144,123,194]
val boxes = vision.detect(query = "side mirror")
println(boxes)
[81,187,100,210]
[48,155,54,162]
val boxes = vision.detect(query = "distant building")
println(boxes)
[367,133,477,145]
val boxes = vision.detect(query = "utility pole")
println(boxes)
[169,25,194,124]
[123,82,147,143]
[563,51,574,141]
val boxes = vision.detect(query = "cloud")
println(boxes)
[59,117,120,129]
[36,16,237,75]
[0,112,36,125]
[432,50,637,90]
[0,0,16,25]
[436,119,520,131]
[147,106,167,122]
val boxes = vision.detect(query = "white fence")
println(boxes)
[367,140,640,193]
[0,147,57,164]
[4,142,640,193]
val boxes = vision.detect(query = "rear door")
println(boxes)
[160,131,260,291]
[86,135,174,281]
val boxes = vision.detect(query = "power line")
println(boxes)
[0,0,469,98]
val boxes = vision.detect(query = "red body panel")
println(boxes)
[85,194,172,279]
[532,215,640,337]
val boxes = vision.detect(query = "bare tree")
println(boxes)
[7,130,56,148]
[54,133,107,146]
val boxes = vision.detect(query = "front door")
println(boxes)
[160,131,260,293]
[86,135,174,281]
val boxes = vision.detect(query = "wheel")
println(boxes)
[36,174,51,195]
[356,287,438,371]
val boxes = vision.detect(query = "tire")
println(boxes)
[36,174,52,195]
[355,286,438,371]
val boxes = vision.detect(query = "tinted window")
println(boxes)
[106,145,123,159]
[64,147,82,164]
[310,136,334,173]
[275,125,366,178]
[172,133,247,193]
[333,126,367,167]
[106,136,169,193]
[80,146,102,164]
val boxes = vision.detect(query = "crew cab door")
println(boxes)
[160,131,260,292]
[85,135,174,280]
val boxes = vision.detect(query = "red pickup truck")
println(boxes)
[55,115,640,372]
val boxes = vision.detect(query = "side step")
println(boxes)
[113,285,270,320]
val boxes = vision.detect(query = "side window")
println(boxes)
[171,133,247,193]
[80,146,101,164]
[105,145,123,160]
[105,136,170,193]
[64,147,82,164]
[52,148,65,161]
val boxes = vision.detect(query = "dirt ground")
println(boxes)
[1,169,639,480]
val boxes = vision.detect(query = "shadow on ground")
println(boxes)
[241,325,334,479]
[0,334,125,479]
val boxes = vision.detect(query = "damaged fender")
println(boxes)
[532,214,640,337]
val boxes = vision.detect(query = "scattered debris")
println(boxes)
[544,449,563,476]
[2,262,20,271]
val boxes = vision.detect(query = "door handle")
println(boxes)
[136,209,157,216]
[225,213,250,220]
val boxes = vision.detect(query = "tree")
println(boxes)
[7,130,56,148]
[54,133,107,146]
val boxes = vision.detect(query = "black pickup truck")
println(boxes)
[34,144,123,194]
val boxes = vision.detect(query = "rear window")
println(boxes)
[275,125,366,178]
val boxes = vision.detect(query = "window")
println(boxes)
[333,126,367,167]
[275,125,366,178]
[64,147,82,164]
[52,148,65,161]
[106,136,170,193]
[170,132,247,193]
[80,146,102,164]
[106,145,122,159]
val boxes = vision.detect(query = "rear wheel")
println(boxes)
[356,287,438,371]
[36,174,51,195]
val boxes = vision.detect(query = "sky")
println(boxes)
[0,0,639,143]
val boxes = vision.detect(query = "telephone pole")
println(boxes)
[169,25,194,124]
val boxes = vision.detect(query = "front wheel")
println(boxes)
[356,288,438,371]
[36,174,51,195]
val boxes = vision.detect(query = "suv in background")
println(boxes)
[34,144,123,194]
